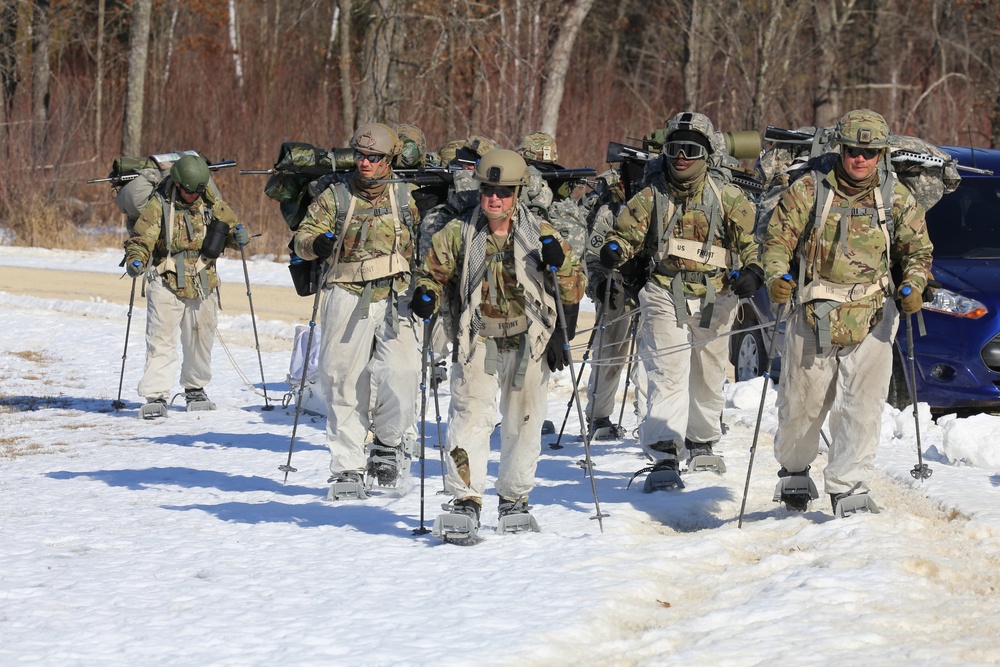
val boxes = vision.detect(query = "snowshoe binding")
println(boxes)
[496,496,541,535]
[831,488,881,518]
[138,398,168,420]
[685,439,726,474]
[364,437,411,492]
[432,498,482,545]
[591,416,627,441]
[327,471,368,501]
[773,467,819,512]
[184,388,216,412]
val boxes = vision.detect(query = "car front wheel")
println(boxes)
[733,326,767,382]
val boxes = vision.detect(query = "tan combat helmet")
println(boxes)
[474,149,530,187]
[350,123,403,156]
[516,131,558,163]
[835,109,891,148]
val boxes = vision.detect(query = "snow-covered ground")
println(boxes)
[2,247,1000,666]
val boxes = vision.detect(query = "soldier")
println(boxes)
[123,154,248,419]
[763,109,933,514]
[599,112,762,489]
[412,148,586,532]
[292,123,421,499]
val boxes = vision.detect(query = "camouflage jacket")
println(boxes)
[416,211,586,352]
[124,187,240,300]
[292,175,419,302]
[762,166,933,346]
[607,173,759,297]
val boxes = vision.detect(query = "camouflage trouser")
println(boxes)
[773,300,899,495]
[586,301,637,422]
[138,276,218,400]
[318,286,421,475]
[445,341,549,501]
[636,282,737,460]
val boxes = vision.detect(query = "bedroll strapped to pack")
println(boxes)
[260,142,356,230]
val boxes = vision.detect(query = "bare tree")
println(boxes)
[539,0,595,137]
[95,0,105,157]
[338,0,355,141]
[228,0,245,91]
[0,0,19,154]
[122,0,152,156]
[31,0,52,153]
[356,0,401,125]
[812,0,860,127]
[681,0,708,110]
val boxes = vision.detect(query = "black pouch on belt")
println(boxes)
[200,219,229,259]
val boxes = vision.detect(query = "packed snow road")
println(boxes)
[1,250,999,666]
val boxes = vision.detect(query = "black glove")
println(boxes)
[538,235,565,272]
[545,327,569,372]
[312,232,336,259]
[594,277,620,310]
[599,241,623,269]
[411,285,437,320]
[730,264,764,298]
[125,259,145,278]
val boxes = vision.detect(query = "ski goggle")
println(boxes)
[353,151,386,164]
[480,185,515,199]
[843,145,881,160]
[663,141,708,160]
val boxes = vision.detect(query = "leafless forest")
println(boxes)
[1,0,998,258]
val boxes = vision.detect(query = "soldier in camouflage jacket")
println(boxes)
[762,109,934,512]
[291,123,422,494]
[599,112,762,475]
[123,154,247,412]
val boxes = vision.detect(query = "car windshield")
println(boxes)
[927,178,1000,258]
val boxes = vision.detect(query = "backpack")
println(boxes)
[263,142,355,230]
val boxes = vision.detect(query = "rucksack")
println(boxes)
[262,142,355,230]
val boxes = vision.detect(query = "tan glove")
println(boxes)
[768,276,796,304]
[898,284,923,314]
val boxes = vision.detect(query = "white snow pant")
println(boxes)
[445,341,549,502]
[637,282,737,460]
[773,300,899,495]
[586,302,638,422]
[318,286,421,475]
[137,277,218,401]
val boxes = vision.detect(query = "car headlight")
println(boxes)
[922,287,988,319]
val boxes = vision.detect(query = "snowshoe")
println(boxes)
[628,458,684,492]
[772,467,819,512]
[496,496,541,535]
[364,438,411,491]
[591,416,627,441]
[138,398,168,420]
[432,498,482,545]
[327,471,368,501]
[685,439,726,474]
[831,490,881,518]
[541,420,556,435]
[184,388,216,412]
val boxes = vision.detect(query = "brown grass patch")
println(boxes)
[11,350,47,363]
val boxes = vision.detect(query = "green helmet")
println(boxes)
[474,149,529,186]
[170,155,210,194]
[516,131,558,163]
[836,109,890,148]
[350,123,403,156]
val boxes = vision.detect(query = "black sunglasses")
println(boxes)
[843,146,881,160]
[481,185,515,199]
[354,151,386,164]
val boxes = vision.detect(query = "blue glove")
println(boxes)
[539,235,565,271]
[233,225,250,246]
[126,259,145,278]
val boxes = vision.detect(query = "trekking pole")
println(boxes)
[112,273,139,411]
[738,278,790,529]
[614,310,641,433]
[280,244,331,483]
[413,308,434,535]
[550,324,598,450]
[237,229,274,411]
[547,266,608,532]
[426,315,449,494]
[901,286,932,481]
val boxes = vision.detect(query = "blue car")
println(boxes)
[730,145,1000,415]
